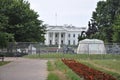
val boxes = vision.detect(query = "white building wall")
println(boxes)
[67,32,81,45]
[44,26,86,46]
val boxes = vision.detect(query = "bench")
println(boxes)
[0,54,4,62]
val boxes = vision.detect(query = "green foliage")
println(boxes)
[92,0,120,43]
[47,72,60,80]
[0,32,14,48]
[112,15,120,42]
[0,0,45,42]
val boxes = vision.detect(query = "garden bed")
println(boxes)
[62,59,116,80]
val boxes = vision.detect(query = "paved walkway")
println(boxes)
[0,57,48,80]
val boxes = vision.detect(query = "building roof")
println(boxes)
[46,25,86,32]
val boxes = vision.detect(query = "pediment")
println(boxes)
[48,26,67,31]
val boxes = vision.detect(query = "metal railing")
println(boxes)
[0,42,120,57]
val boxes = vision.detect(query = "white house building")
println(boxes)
[44,25,86,45]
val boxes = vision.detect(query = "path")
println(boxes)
[0,57,48,80]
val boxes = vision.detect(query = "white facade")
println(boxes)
[44,25,86,45]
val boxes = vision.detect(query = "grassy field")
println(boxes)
[89,60,120,73]
[25,53,120,80]
[78,60,120,80]
[47,60,81,80]
[0,61,10,66]
[24,53,120,60]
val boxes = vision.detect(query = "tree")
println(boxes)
[0,11,14,48]
[112,15,120,43]
[0,0,45,42]
[92,0,120,43]
[0,32,14,48]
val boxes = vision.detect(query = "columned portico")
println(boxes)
[48,32,65,45]
[65,32,68,45]
[52,32,55,45]
[59,32,61,45]
[45,25,86,46]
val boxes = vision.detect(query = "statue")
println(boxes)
[80,20,98,39]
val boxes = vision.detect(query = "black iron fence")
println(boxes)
[0,42,120,57]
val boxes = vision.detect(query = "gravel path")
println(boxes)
[0,57,48,80]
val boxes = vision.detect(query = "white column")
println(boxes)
[46,32,49,45]
[44,34,47,45]
[45,32,49,45]
[59,32,61,45]
[52,32,55,45]
[48,32,50,45]
[65,32,68,45]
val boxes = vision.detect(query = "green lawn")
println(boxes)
[0,61,10,66]
[78,59,120,80]
[25,53,120,80]
[24,53,120,60]
[47,59,81,80]
[91,60,120,73]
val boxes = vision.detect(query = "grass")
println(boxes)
[91,60,120,73]
[25,53,120,79]
[47,61,55,71]
[47,59,81,80]
[24,53,120,60]
[54,59,81,80]
[47,72,60,80]
[47,60,60,80]
[0,61,10,66]
[78,60,120,80]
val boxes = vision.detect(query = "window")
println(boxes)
[61,34,64,38]
[50,40,52,45]
[55,34,57,37]
[73,40,75,45]
[68,40,70,45]
[61,40,63,44]
[68,34,70,37]
[73,34,75,37]
[55,42,58,45]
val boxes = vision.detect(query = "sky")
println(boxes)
[28,0,102,27]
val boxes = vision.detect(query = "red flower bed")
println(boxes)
[62,59,116,80]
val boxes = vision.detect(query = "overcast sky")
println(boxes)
[28,0,102,27]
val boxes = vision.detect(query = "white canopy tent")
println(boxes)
[77,39,106,54]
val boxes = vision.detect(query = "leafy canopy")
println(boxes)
[91,0,120,43]
[0,0,45,43]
